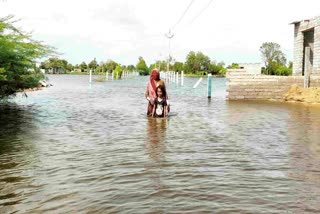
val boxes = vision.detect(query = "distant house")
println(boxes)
[48,68,64,74]
[291,16,320,76]
[72,68,82,72]
[238,63,262,75]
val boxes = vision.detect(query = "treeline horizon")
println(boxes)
[1,15,293,99]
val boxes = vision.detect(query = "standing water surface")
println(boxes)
[1,74,320,213]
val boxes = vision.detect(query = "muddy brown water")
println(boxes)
[1,74,320,213]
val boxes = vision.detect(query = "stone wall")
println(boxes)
[227,69,320,100]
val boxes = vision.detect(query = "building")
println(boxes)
[238,63,262,75]
[291,16,320,76]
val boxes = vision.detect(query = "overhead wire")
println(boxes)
[171,0,195,31]
[189,0,214,24]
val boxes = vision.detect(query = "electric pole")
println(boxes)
[165,29,174,71]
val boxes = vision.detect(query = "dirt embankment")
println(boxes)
[283,84,320,104]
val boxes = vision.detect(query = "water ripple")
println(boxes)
[1,75,320,213]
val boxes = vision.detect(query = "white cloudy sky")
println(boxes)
[1,0,319,66]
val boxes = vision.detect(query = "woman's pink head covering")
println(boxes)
[150,69,160,91]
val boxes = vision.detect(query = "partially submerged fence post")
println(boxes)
[181,71,184,86]
[207,73,212,98]
[193,77,203,88]
[176,72,179,84]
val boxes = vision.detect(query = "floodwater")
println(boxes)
[1,74,320,213]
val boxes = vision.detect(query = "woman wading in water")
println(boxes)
[145,69,169,116]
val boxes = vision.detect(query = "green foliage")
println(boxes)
[40,57,68,73]
[227,63,239,69]
[105,60,118,72]
[153,60,167,71]
[0,68,7,80]
[210,61,225,75]
[275,65,292,76]
[260,42,287,75]
[79,61,87,71]
[218,68,227,75]
[184,51,196,74]
[127,65,135,71]
[184,51,210,74]
[0,15,54,98]
[136,56,149,75]
[88,58,98,70]
[113,65,123,79]
[173,61,184,73]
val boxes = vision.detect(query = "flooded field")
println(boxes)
[1,74,320,213]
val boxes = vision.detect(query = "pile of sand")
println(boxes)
[283,84,320,104]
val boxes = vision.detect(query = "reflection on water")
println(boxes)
[0,104,39,213]
[1,75,320,213]
[146,117,167,161]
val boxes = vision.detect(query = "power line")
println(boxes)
[190,0,214,24]
[171,0,195,31]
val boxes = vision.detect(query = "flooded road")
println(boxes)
[1,74,320,213]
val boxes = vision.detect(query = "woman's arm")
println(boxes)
[152,103,155,117]
[161,80,169,100]
[145,85,149,99]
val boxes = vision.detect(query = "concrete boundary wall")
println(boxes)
[226,69,320,100]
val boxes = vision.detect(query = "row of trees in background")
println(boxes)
[40,51,227,77]
[40,42,292,77]
[0,15,293,99]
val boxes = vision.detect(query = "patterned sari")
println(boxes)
[146,69,160,116]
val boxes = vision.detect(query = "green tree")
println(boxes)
[154,60,167,71]
[173,61,184,73]
[185,51,211,74]
[105,60,118,72]
[113,65,123,79]
[127,65,135,71]
[41,57,67,73]
[0,15,54,98]
[275,65,292,76]
[185,51,197,74]
[196,52,210,72]
[210,61,225,75]
[88,58,98,71]
[66,63,73,72]
[79,61,87,72]
[260,42,287,75]
[227,63,239,69]
[136,56,148,75]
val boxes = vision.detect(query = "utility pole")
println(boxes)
[165,29,174,71]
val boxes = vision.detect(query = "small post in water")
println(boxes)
[176,72,179,84]
[193,78,203,88]
[89,69,92,83]
[207,73,212,98]
[181,71,184,86]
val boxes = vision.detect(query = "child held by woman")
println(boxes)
[152,85,168,118]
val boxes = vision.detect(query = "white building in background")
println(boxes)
[238,63,262,74]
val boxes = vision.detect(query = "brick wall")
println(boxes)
[227,70,320,100]
[292,16,320,75]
